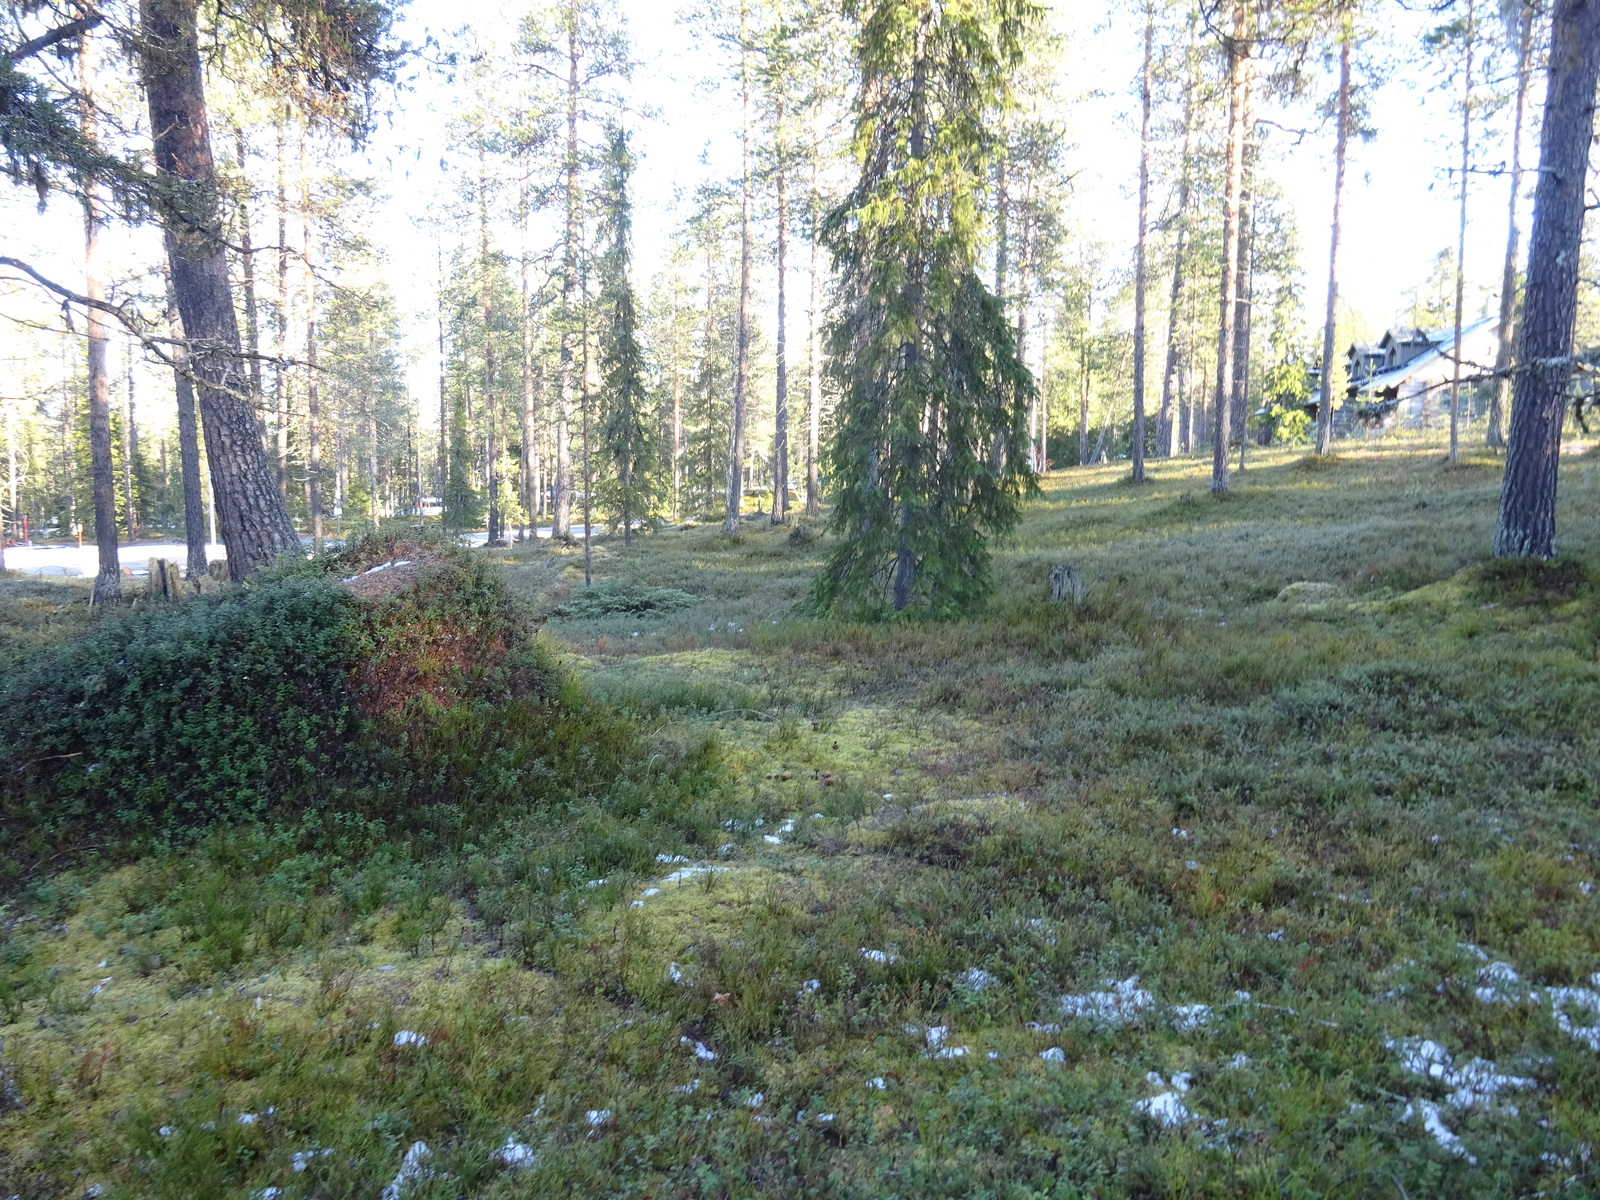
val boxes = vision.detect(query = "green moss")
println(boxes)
[5,442,1600,1195]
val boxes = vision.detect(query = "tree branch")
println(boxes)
[5,15,105,64]
[0,255,314,411]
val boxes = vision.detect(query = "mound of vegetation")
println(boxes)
[0,533,584,879]
[550,581,699,619]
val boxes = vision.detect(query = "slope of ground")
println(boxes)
[3,440,1599,1198]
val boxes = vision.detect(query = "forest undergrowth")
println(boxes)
[3,438,1600,1198]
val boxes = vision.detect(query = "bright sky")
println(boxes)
[0,0,1531,431]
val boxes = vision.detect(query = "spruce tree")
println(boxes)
[596,126,657,546]
[441,392,483,535]
[815,0,1038,618]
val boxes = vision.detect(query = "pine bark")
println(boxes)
[1232,146,1254,468]
[772,97,790,525]
[1131,0,1153,482]
[1210,6,1250,496]
[141,0,298,579]
[81,33,120,604]
[142,0,299,579]
[805,102,822,518]
[581,254,593,580]
[122,356,137,537]
[1158,32,1196,459]
[367,331,380,531]
[1316,28,1351,455]
[299,131,322,550]
[1493,0,1600,558]
[437,239,448,500]
[671,291,683,520]
[1490,2,1534,450]
[1016,193,1035,468]
[1078,289,1091,465]
[479,141,502,544]
[234,127,264,406]
[274,119,290,501]
[727,0,753,536]
[1448,0,1475,464]
[520,190,536,538]
[165,276,208,577]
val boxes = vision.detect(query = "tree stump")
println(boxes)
[1048,564,1085,608]
[146,558,182,599]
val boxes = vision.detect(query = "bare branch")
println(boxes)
[5,14,104,64]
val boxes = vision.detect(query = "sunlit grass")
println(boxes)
[4,439,1600,1196]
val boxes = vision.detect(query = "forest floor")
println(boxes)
[4,437,1600,1198]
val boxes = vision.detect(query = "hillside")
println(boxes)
[3,441,1599,1198]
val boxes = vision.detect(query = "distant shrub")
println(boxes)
[550,583,698,619]
[1267,407,1312,444]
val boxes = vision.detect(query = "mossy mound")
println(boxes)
[0,533,550,877]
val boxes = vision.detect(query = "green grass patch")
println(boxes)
[4,442,1600,1195]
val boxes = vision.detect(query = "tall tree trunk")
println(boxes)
[1186,289,1202,451]
[1493,0,1600,557]
[1232,139,1254,470]
[81,32,120,604]
[1178,357,1192,451]
[1211,5,1251,496]
[299,130,322,551]
[554,21,578,539]
[991,112,1011,473]
[1316,25,1352,455]
[1490,2,1535,450]
[367,331,380,532]
[520,188,536,539]
[274,118,290,501]
[727,0,753,536]
[806,97,823,518]
[141,0,297,579]
[1448,0,1475,464]
[437,239,448,501]
[581,246,593,581]
[166,276,208,577]
[122,354,137,537]
[335,393,346,534]
[1159,27,1196,459]
[233,127,263,406]
[671,291,683,520]
[772,97,789,524]
[535,364,545,518]
[1017,205,1035,468]
[1078,291,1091,466]
[479,141,502,544]
[1131,0,1154,482]
[1038,348,1049,470]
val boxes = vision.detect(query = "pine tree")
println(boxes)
[815,0,1039,618]
[597,126,657,546]
[1493,0,1600,558]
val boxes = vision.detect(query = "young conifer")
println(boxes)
[815,0,1039,617]
[441,392,483,535]
[597,125,657,545]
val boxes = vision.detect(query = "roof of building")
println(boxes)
[1351,314,1499,395]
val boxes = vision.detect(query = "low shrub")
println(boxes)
[549,582,699,619]
[0,532,580,878]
